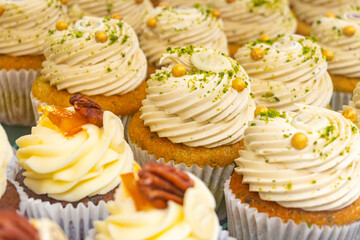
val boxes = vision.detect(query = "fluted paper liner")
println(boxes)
[330,91,353,111]
[0,69,38,126]
[224,178,360,240]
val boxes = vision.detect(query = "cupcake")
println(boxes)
[15,96,134,240]
[0,0,66,126]
[139,4,228,66]
[234,34,333,111]
[225,105,360,239]
[67,0,153,34]
[90,163,234,240]
[212,0,296,57]
[31,16,148,127]
[0,209,68,240]
[292,0,360,36]
[311,13,360,110]
[128,46,256,214]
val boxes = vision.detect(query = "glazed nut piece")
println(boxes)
[69,95,104,127]
[138,163,194,209]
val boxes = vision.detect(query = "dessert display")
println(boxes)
[0,0,66,126]
[139,4,228,66]
[235,34,333,111]
[31,16,148,127]
[15,96,134,240]
[226,105,360,239]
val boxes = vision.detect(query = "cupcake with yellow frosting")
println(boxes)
[31,16,148,127]
[128,46,256,215]
[213,0,296,57]
[140,4,228,66]
[225,105,360,239]
[0,0,66,126]
[15,96,134,240]
[311,13,360,110]
[67,0,153,34]
[234,34,333,111]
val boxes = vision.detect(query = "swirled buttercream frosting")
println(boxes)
[236,105,360,211]
[0,0,66,56]
[212,0,296,45]
[0,124,13,199]
[139,5,228,66]
[42,16,147,96]
[16,110,134,202]
[235,34,333,111]
[168,0,213,7]
[141,46,256,148]
[311,14,360,78]
[343,82,360,127]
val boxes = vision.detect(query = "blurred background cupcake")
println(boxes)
[128,46,256,216]
[67,0,153,35]
[0,0,66,126]
[213,0,296,57]
[140,4,228,66]
[235,34,333,111]
[225,105,360,239]
[311,13,360,110]
[31,16,148,127]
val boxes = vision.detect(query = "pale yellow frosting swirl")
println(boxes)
[94,173,219,240]
[235,34,333,111]
[0,124,13,199]
[42,16,147,96]
[311,15,360,78]
[168,0,213,7]
[141,46,256,148]
[236,105,360,211]
[16,110,134,202]
[344,82,360,128]
[139,5,228,66]
[67,0,153,34]
[213,0,296,45]
[30,218,68,240]
[0,0,66,56]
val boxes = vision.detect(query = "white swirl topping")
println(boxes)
[141,46,256,148]
[16,110,134,202]
[139,5,228,66]
[236,105,360,211]
[0,124,13,199]
[67,0,153,34]
[344,82,360,128]
[168,0,214,7]
[235,34,333,111]
[42,16,147,96]
[311,16,360,78]
[0,0,66,56]
[30,218,68,240]
[212,0,296,45]
[94,173,219,240]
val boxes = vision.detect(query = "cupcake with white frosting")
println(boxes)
[0,0,66,126]
[128,46,255,215]
[140,4,228,66]
[31,16,148,127]
[67,0,153,34]
[225,105,360,240]
[234,34,333,111]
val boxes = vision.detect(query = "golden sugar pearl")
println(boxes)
[61,0,68,4]
[232,78,246,92]
[172,64,186,77]
[0,6,4,16]
[111,13,123,20]
[158,2,169,8]
[250,47,265,61]
[322,49,334,61]
[254,106,268,117]
[212,9,221,19]
[56,20,68,31]
[95,31,108,43]
[326,13,335,18]
[259,34,270,42]
[147,17,157,28]
[226,0,235,3]
[135,0,144,3]
[343,25,356,37]
[342,108,357,122]
[291,132,308,150]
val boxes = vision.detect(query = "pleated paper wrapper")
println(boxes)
[224,178,360,240]
[330,91,353,111]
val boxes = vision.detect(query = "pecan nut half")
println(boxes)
[69,95,103,127]
[138,162,194,209]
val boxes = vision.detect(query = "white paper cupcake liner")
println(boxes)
[129,139,235,219]
[224,178,360,240]
[0,69,39,126]
[330,91,353,111]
